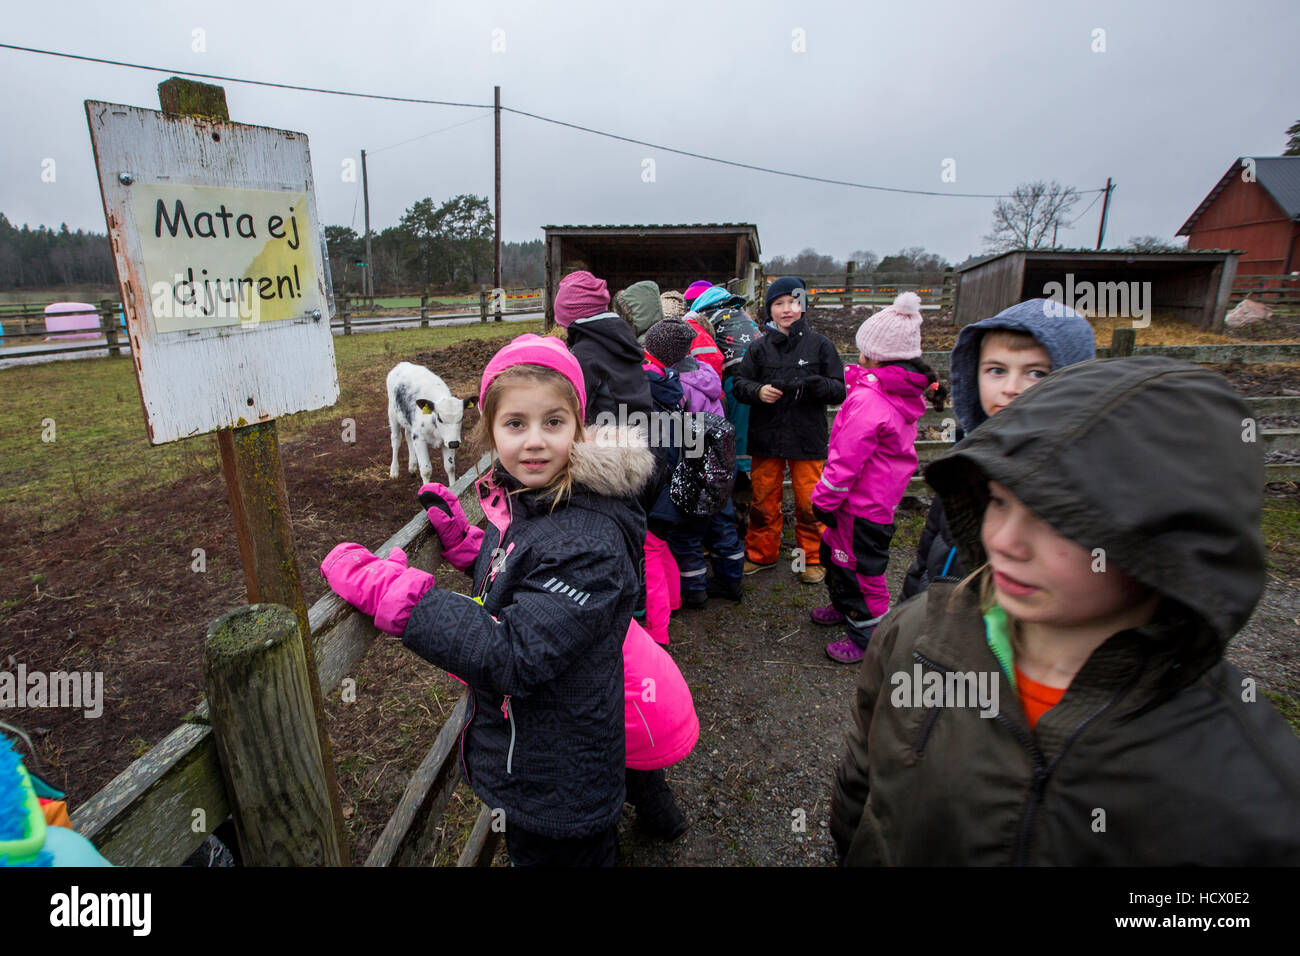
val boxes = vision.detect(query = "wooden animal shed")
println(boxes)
[542,223,762,328]
[953,249,1241,331]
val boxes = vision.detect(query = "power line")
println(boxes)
[0,41,490,109]
[500,105,1017,199]
[368,113,493,154]
[1,41,1102,202]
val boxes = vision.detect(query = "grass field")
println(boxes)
[0,320,543,528]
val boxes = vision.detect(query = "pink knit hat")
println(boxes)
[554,270,610,327]
[683,280,712,304]
[480,333,587,420]
[856,291,923,361]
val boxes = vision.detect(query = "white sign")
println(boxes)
[86,101,338,444]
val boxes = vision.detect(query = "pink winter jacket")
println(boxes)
[622,618,699,770]
[811,363,929,525]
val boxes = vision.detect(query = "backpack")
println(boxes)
[668,411,736,516]
[711,307,761,372]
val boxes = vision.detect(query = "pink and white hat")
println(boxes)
[855,292,923,361]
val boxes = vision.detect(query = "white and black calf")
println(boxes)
[387,361,477,485]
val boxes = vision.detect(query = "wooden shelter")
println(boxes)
[542,223,761,327]
[954,249,1240,331]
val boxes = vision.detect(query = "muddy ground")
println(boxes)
[1,307,1296,866]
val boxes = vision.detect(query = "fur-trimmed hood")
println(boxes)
[571,423,657,499]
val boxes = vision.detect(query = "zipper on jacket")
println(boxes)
[459,690,476,787]
[631,698,655,748]
[501,695,516,775]
[1005,662,1145,865]
[910,652,949,756]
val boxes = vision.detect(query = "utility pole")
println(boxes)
[1095,177,1114,250]
[494,85,502,321]
[361,148,373,302]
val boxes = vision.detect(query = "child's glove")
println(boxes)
[417,482,485,572]
[812,502,837,528]
[320,543,435,636]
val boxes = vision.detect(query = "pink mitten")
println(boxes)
[417,483,484,572]
[320,543,435,636]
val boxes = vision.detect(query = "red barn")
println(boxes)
[1177,156,1300,283]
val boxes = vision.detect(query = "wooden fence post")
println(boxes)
[843,260,855,310]
[99,298,121,357]
[341,293,352,335]
[420,293,429,328]
[1111,327,1136,357]
[479,286,488,323]
[204,604,343,866]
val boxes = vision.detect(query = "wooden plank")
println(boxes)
[1246,396,1300,416]
[365,692,469,867]
[456,804,502,867]
[1130,344,1300,364]
[1265,463,1300,482]
[69,720,227,867]
[1262,428,1300,451]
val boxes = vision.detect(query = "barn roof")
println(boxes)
[1177,156,1300,236]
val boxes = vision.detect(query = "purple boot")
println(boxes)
[825,637,866,663]
[811,604,845,626]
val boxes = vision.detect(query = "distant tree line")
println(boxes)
[0,196,544,296]
[0,213,116,290]
[326,193,544,294]
[764,246,951,283]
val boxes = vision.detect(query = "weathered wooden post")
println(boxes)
[479,286,488,323]
[843,260,856,310]
[99,297,121,357]
[1111,327,1136,358]
[420,292,429,328]
[205,604,342,865]
[341,293,352,336]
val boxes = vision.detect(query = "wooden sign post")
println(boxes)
[87,77,348,862]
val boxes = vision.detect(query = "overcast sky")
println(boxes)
[3,0,1297,265]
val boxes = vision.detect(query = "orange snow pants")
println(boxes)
[745,456,825,567]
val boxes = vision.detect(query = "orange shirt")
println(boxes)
[1015,666,1066,730]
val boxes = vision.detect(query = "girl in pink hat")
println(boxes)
[321,334,697,862]
[810,293,947,663]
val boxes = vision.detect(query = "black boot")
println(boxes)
[706,576,744,603]
[680,588,709,610]
[626,769,688,841]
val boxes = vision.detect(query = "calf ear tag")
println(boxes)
[417,399,435,416]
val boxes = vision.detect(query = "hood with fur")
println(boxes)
[571,423,657,499]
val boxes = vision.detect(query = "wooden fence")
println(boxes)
[70,453,504,867]
[0,289,546,360]
[1228,273,1300,310]
[828,330,1300,497]
[779,269,957,312]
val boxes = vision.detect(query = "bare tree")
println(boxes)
[983,180,1080,251]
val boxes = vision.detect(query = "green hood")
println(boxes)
[925,356,1265,659]
[612,281,664,340]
